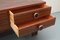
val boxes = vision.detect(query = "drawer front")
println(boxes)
[19,16,56,37]
[14,6,51,24]
[0,11,10,33]
[39,16,56,30]
[0,13,8,19]
[0,23,10,33]
[19,25,38,36]
[0,11,9,19]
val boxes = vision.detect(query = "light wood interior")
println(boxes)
[9,11,19,37]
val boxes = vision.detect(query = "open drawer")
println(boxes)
[9,14,56,37]
[9,5,51,25]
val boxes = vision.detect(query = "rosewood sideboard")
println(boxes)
[0,0,56,37]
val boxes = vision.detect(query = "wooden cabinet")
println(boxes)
[0,0,56,37]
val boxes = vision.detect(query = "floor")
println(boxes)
[0,12,60,40]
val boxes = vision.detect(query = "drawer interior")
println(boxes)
[10,4,47,14]
[10,15,56,37]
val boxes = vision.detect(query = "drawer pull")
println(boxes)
[39,25,43,29]
[34,13,39,19]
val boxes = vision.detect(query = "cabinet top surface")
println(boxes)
[0,0,45,11]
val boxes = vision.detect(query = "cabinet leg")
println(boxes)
[32,31,38,36]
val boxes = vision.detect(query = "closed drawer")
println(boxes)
[0,15,9,24]
[0,11,10,33]
[0,23,10,33]
[0,13,8,18]
[10,15,56,37]
[0,11,9,19]
[9,5,51,25]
